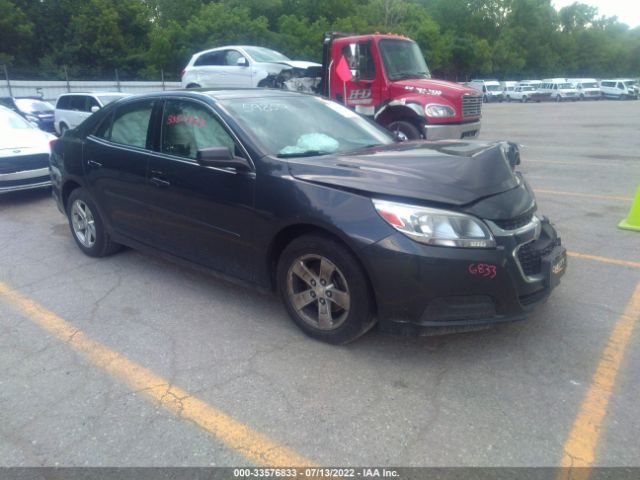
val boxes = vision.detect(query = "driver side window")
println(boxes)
[161,100,238,160]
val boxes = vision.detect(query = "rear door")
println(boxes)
[194,49,252,88]
[84,99,158,242]
[144,97,257,280]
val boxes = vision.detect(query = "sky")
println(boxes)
[552,0,640,28]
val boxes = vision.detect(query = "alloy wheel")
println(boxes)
[286,254,351,331]
[71,199,97,248]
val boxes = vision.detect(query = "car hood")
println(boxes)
[0,128,54,156]
[287,141,522,208]
[274,60,321,70]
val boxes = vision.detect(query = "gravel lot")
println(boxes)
[1,100,639,468]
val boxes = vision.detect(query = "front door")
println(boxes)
[145,98,257,281]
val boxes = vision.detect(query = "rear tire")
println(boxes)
[387,120,421,141]
[277,234,375,344]
[67,188,120,258]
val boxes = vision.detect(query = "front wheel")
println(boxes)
[522,96,528,103]
[67,188,120,257]
[387,120,421,141]
[277,235,375,344]
[556,95,562,103]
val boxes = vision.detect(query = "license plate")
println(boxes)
[543,247,567,289]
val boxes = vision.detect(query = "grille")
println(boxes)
[494,213,534,231]
[517,237,561,277]
[462,94,482,118]
[0,154,49,174]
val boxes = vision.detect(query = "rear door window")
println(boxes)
[101,100,155,149]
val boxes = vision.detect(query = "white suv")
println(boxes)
[55,92,129,135]
[181,46,321,89]
[600,79,639,100]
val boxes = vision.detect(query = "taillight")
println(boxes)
[49,139,58,151]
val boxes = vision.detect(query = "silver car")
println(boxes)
[0,106,55,194]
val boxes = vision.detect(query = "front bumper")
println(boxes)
[424,120,481,141]
[360,217,566,336]
[0,167,51,194]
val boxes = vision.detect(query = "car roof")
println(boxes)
[116,88,310,102]
[59,92,128,96]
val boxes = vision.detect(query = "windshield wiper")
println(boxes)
[277,150,333,158]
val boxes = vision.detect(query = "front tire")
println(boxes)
[277,234,375,344]
[387,120,421,141]
[67,188,120,257]
[186,83,201,89]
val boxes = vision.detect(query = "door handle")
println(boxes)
[87,160,102,168]
[150,175,171,188]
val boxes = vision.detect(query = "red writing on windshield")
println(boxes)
[166,114,205,128]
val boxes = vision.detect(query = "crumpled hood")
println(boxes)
[273,60,321,70]
[287,141,521,207]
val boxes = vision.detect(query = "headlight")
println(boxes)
[372,199,496,248]
[425,104,455,118]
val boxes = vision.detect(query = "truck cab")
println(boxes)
[320,33,482,141]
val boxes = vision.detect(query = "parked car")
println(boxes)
[469,79,504,102]
[50,90,566,344]
[54,92,129,136]
[0,96,56,133]
[500,81,518,96]
[506,85,549,103]
[599,79,639,100]
[567,78,601,100]
[540,79,578,102]
[0,106,55,194]
[181,45,321,89]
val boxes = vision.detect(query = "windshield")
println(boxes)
[559,83,573,89]
[378,39,430,80]
[244,47,291,63]
[15,98,54,113]
[522,86,535,91]
[623,80,638,87]
[580,82,598,88]
[220,96,393,157]
[0,108,35,130]
[486,84,502,91]
[97,95,128,106]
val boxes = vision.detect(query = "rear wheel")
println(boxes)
[556,95,562,102]
[277,235,375,344]
[67,188,120,257]
[522,96,528,103]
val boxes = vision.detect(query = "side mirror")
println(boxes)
[90,106,100,113]
[197,147,251,171]
[236,57,248,67]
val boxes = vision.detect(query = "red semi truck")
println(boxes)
[318,33,482,140]
[182,33,483,140]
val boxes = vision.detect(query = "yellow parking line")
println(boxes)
[534,189,633,202]
[558,283,640,480]
[0,282,314,467]
[568,251,640,269]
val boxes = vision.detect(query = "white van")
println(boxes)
[54,92,129,135]
[539,79,578,102]
[567,78,601,100]
[599,79,639,100]
[469,80,504,102]
[500,81,518,95]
